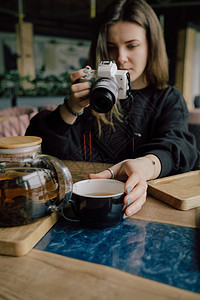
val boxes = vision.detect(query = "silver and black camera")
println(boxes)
[80,60,131,113]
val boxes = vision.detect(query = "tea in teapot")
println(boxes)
[0,136,73,226]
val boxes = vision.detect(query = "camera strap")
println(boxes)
[126,72,133,100]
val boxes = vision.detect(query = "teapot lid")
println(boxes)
[0,136,42,149]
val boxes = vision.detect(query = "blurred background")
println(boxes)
[0,0,200,109]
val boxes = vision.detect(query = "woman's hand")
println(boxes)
[60,66,92,124]
[89,156,161,217]
[69,66,92,112]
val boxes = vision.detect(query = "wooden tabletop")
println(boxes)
[0,160,199,299]
[0,249,199,300]
[64,160,198,228]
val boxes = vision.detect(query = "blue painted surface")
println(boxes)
[35,217,200,293]
[0,96,63,110]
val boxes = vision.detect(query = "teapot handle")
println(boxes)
[38,154,73,212]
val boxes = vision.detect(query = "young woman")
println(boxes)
[26,0,199,217]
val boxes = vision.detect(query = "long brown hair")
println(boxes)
[89,0,169,129]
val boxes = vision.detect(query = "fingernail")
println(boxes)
[128,210,133,216]
[126,198,132,206]
[83,67,90,74]
[126,186,132,194]
[123,213,128,219]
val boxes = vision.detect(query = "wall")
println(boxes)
[0,32,91,76]
[0,96,64,110]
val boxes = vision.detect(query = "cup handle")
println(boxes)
[61,207,80,223]
[61,197,80,223]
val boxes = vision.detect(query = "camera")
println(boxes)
[80,60,131,113]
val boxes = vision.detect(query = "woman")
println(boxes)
[26,0,199,217]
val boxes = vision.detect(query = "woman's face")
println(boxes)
[107,21,148,89]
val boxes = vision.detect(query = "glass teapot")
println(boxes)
[0,136,73,226]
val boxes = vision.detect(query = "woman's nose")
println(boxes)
[116,48,128,65]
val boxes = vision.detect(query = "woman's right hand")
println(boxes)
[68,66,92,113]
[60,66,92,124]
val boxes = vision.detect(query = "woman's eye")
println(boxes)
[128,44,138,49]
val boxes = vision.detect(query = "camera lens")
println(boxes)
[90,89,115,113]
[90,78,119,113]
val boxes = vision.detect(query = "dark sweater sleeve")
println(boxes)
[135,87,200,177]
[25,106,74,159]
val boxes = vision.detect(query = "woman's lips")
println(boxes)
[119,67,132,72]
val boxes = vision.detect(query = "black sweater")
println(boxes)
[26,85,200,178]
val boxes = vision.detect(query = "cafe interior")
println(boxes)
[0,0,200,299]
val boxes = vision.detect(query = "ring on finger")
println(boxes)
[107,168,114,179]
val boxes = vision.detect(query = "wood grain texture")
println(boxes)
[133,195,198,228]
[65,162,198,228]
[0,162,198,257]
[0,162,199,299]
[0,161,109,257]
[0,249,199,300]
[148,171,200,210]
[0,161,108,256]
[0,136,42,148]
[16,22,35,79]
[175,26,196,109]
[0,212,59,256]
[64,160,113,182]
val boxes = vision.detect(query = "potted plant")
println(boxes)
[0,70,71,109]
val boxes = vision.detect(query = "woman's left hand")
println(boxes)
[88,159,149,217]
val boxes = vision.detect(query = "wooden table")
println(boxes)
[0,161,199,300]
[65,161,199,228]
